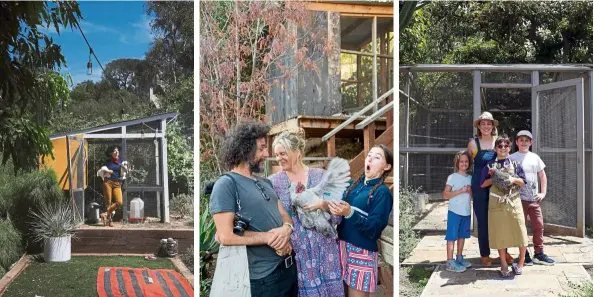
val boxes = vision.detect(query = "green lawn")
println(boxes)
[3,256,177,297]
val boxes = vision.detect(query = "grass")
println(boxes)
[559,281,593,297]
[399,266,434,297]
[3,256,177,297]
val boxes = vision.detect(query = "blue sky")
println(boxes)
[40,1,155,87]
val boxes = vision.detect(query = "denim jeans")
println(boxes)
[250,256,298,297]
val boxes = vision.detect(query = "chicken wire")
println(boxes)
[85,138,164,220]
[400,67,592,233]
[537,86,579,228]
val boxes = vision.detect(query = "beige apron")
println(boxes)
[487,160,529,249]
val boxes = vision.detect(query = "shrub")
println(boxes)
[0,165,66,252]
[180,245,194,274]
[170,193,194,219]
[399,185,423,261]
[29,201,83,242]
[0,219,23,278]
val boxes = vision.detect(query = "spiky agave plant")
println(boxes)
[29,201,83,242]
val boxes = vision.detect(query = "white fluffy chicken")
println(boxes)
[290,158,351,238]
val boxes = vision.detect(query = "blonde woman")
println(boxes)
[268,131,344,297]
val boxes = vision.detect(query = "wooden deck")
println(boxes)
[268,115,387,139]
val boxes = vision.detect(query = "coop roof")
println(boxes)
[49,112,178,140]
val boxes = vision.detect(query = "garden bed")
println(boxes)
[2,256,178,297]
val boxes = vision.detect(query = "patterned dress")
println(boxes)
[269,168,345,297]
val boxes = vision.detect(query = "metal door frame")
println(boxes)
[532,78,585,237]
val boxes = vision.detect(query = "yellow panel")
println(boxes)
[39,134,87,191]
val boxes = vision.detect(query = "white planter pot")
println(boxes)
[44,235,71,262]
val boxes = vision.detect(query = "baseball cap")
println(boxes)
[516,130,533,139]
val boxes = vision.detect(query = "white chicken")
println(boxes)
[290,158,351,238]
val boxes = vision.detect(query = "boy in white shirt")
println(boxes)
[510,130,555,265]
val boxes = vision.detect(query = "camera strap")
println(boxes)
[222,173,241,213]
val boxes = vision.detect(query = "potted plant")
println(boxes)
[29,201,83,262]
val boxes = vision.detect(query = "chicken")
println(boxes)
[291,158,351,238]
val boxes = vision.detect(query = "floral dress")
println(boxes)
[269,168,344,297]
[480,158,529,249]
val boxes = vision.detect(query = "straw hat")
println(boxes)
[473,111,499,128]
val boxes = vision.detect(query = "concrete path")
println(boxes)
[406,195,593,296]
[403,234,592,266]
[420,264,591,297]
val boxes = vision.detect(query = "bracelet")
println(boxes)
[283,222,294,231]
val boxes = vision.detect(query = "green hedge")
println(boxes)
[0,218,22,279]
[399,186,423,262]
[0,163,66,252]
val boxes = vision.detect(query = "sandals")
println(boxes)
[499,269,512,278]
[512,263,523,275]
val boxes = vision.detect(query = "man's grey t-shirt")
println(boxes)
[209,172,283,280]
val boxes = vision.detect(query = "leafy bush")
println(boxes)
[0,218,22,279]
[0,165,66,251]
[199,198,219,296]
[399,186,423,261]
[170,193,194,219]
[180,245,194,274]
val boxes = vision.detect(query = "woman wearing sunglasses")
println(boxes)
[480,136,529,278]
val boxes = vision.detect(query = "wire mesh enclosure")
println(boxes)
[51,112,177,223]
[400,65,593,237]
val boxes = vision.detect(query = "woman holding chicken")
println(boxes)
[268,131,344,297]
[480,136,529,277]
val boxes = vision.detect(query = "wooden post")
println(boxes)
[372,16,378,112]
[381,32,393,128]
[327,135,336,158]
[363,122,376,155]
[356,55,362,107]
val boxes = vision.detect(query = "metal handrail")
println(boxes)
[355,100,393,129]
[321,88,394,141]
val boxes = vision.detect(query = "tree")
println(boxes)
[200,1,328,180]
[145,2,194,87]
[0,1,81,173]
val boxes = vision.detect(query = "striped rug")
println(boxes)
[97,267,193,297]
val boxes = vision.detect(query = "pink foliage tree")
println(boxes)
[199,1,331,177]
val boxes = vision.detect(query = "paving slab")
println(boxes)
[403,235,592,266]
[419,264,592,297]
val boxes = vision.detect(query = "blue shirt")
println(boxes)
[337,177,393,252]
[106,158,123,181]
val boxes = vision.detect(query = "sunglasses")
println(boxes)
[254,180,271,201]
[497,144,510,149]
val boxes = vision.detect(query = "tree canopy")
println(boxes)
[0,1,82,173]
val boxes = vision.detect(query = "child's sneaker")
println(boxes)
[524,250,534,266]
[533,252,555,265]
[456,255,472,268]
[446,259,466,273]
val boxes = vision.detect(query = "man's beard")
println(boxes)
[249,159,263,173]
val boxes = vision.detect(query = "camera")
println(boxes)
[233,214,251,236]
